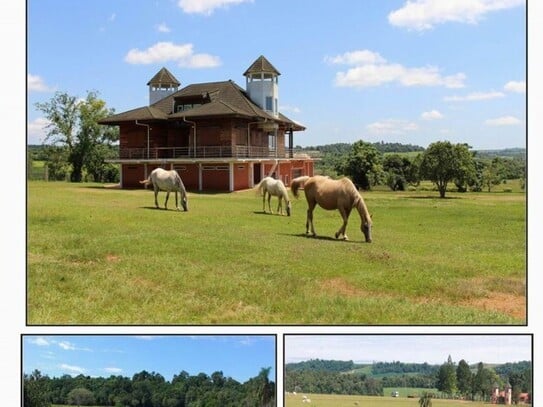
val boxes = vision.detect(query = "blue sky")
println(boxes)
[285,335,532,365]
[23,335,276,382]
[27,0,526,149]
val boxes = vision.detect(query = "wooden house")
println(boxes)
[99,55,314,191]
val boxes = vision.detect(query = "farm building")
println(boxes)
[99,55,314,191]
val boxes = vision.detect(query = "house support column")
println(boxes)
[229,162,234,192]
[198,163,203,191]
[249,162,254,188]
[288,129,294,158]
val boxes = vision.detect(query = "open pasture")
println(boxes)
[285,393,490,407]
[27,182,525,324]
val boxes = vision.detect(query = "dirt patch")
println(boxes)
[106,254,120,263]
[319,278,368,298]
[461,292,526,321]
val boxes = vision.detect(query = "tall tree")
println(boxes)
[436,355,457,397]
[35,90,118,182]
[23,370,50,407]
[339,140,383,190]
[420,141,475,198]
[456,359,473,398]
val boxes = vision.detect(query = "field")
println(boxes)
[285,393,491,407]
[27,181,526,325]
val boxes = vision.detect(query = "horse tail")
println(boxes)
[139,175,151,186]
[290,176,310,198]
[255,178,266,196]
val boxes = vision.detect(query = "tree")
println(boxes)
[35,90,118,182]
[472,362,500,401]
[436,355,457,397]
[482,158,506,192]
[23,370,50,407]
[456,359,473,398]
[420,141,475,198]
[419,392,433,407]
[383,154,413,191]
[67,387,95,406]
[339,140,383,190]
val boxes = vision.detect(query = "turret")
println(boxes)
[243,55,280,117]
[147,67,180,105]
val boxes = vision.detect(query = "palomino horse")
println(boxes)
[291,175,372,242]
[140,168,188,211]
[255,176,291,216]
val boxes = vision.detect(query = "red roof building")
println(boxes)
[100,55,314,191]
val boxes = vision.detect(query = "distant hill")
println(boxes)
[286,359,529,378]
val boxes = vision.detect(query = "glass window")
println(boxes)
[265,96,273,111]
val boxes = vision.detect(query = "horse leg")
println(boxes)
[174,190,180,211]
[154,186,159,209]
[335,206,351,240]
[276,196,282,215]
[164,191,170,210]
[306,200,317,236]
[267,193,273,214]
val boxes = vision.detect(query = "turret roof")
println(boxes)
[243,55,280,76]
[146,67,180,86]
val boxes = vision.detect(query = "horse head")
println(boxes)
[362,222,372,243]
[181,194,188,211]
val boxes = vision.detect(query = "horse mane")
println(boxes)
[290,176,310,198]
[174,172,187,194]
[342,178,371,225]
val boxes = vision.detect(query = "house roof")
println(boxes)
[99,106,169,124]
[146,67,180,87]
[99,78,305,131]
[243,55,281,76]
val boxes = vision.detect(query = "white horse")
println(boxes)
[255,176,291,216]
[140,168,188,211]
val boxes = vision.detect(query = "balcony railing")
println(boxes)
[117,145,309,160]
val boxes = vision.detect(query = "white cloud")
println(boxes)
[484,115,522,126]
[388,0,526,31]
[279,105,302,114]
[444,91,505,102]
[28,117,51,144]
[57,341,77,351]
[504,80,526,93]
[125,42,221,68]
[421,110,444,120]
[330,50,465,89]
[28,74,55,92]
[157,22,171,33]
[29,337,51,347]
[57,340,92,352]
[367,119,419,135]
[59,364,86,375]
[178,0,252,15]
[325,50,386,65]
[104,367,123,374]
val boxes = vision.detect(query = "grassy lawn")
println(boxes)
[285,393,491,407]
[27,181,526,325]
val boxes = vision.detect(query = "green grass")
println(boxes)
[383,387,439,398]
[285,393,490,407]
[27,181,526,325]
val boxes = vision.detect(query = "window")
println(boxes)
[268,133,276,150]
[265,96,273,111]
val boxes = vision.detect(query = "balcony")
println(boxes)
[117,145,306,160]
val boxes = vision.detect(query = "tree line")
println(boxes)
[436,356,531,403]
[23,367,274,407]
[304,140,525,197]
[284,358,531,402]
[29,91,525,198]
